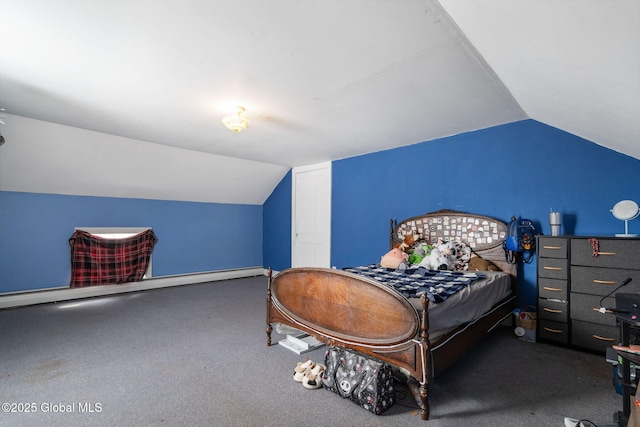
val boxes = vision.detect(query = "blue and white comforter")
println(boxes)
[343,265,485,303]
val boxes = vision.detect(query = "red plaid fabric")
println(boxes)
[69,229,158,288]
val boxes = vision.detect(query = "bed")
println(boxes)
[266,210,517,420]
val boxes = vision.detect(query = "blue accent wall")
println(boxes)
[4,119,639,304]
[263,170,292,272]
[0,192,262,293]
[264,119,640,307]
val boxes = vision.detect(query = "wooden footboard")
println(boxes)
[266,267,432,420]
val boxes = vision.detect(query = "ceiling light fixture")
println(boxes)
[221,106,250,133]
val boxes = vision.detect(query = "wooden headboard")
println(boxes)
[390,210,517,281]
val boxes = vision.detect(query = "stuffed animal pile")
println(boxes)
[380,236,483,272]
[380,233,418,269]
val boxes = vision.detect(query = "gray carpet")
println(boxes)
[0,276,620,426]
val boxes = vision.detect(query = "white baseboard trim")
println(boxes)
[0,267,265,310]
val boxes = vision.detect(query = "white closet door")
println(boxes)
[291,161,331,268]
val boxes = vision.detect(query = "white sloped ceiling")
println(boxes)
[0,0,637,204]
[439,0,640,160]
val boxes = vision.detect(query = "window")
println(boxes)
[74,227,153,278]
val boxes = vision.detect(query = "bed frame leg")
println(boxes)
[420,294,430,420]
[420,382,429,420]
[266,268,273,346]
[266,325,272,346]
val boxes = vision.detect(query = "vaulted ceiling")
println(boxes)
[1,0,638,204]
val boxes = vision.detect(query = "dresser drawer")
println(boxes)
[538,237,568,259]
[570,292,616,327]
[538,258,569,280]
[571,266,640,295]
[538,319,569,344]
[538,298,569,322]
[571,320,618,353]
[571,238,640,270]
[538,277,568,300]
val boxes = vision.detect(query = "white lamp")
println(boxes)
[611,200,640,237]
[221,107,250,132]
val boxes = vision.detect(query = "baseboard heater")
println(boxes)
[0,267,265,310]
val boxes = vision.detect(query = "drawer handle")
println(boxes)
[596,251,616,256]
[543,245,563,250]
[543,286,563,292]
[593,307,612,314]
[593,280,617,285]
[543,327,563,334]
[543,266,563,271]
[543,307,563,314]
[593,335,616,342]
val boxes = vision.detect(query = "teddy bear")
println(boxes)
[395,233,417,253]
[380,248,409,269]
[468,253,499,271]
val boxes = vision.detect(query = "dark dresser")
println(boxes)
[537,236,640,352]
[537,236,570,344]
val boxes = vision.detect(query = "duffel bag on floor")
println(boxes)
[321,346,395,415]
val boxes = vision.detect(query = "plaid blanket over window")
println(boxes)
[343,265,485,303]
[69,229,158,288]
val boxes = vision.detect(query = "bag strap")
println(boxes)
[333,349,366,399]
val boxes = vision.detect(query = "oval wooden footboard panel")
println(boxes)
[271,267,420,346]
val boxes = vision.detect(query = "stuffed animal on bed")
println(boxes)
[407,242,433,266]
[418,247,448,270]
[395,233,417,253]
[452,241,472,271]
[380,248,409,269]
[419,240,457,270]
[468,253,499,271]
